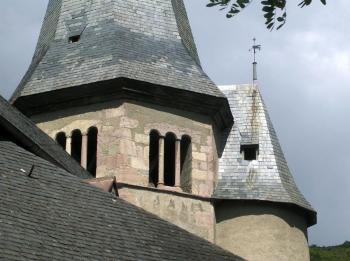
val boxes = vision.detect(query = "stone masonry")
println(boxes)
[32,99,218,241]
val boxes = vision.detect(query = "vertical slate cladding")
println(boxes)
[171,0,201,66]
[11,0,224,102]
[11,0,63,102]
[33,0,63,62]
[215,85,316,223]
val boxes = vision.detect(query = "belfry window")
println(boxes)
[56,132,66,150]
[55,126,98,176]
[149,130,160,187]
[148,130,192,190]
[87,127,98,177]
[180,135,192,193]
[164,133,176,187]
[71,129,82,164]
[241,144,259,161]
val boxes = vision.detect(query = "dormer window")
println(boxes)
[241,144,259,161]
[69,35,80,43]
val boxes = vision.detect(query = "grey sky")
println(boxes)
[0,0,349,246]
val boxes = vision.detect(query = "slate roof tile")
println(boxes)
[0,140,243,261]
[215,85,316,225]
[0,95,89,179]
[11,0,224,103]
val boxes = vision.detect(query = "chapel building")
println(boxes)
[11,1,316,260]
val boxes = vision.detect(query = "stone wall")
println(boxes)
[215,201,310,261]
[118,186,215,241]
[32,99,218,197]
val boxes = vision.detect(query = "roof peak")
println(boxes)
[216,84,316,225]
[11,0,223,102]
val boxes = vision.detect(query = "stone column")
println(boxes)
[66,135,72,155]
[81,132,88,169]
[158,136,165,186]
[175,139,181,188]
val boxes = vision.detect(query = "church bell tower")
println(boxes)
[11,1,316,261]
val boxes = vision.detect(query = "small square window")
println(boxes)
[241,144,259,161]
[69,35,81,43]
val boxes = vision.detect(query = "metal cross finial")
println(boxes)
[250,38,261,63]
[249,38,261,82]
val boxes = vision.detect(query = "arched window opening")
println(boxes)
[87,127,98,177]
[149,130,160,187]
[71,129,82,164]
[56,132,66,150]
[164,132,176,187]
[180,135,192,193]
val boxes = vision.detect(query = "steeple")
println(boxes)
[216,84,316,226]
[11,0,232,129]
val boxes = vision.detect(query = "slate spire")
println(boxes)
[11,0,232,127]
[216,84,316,225]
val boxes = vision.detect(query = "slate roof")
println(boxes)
[0,140,243,261]
[215,85,316,225]
[11,0,224,102]
[0,95,89,179]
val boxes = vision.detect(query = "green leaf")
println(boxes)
[276,23,285,30]
[264,12,274,19]
[262,6,275,12]
[206,3,221,7]
[265,18,273,24]
[238,2,246,8]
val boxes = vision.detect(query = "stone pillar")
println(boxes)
[158,136,165,186]
[66,135,72,155]
[175,139,181,188]
[81,132,88,169]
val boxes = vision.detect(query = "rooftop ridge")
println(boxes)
[0,95,90,179]
[0,140,243,260]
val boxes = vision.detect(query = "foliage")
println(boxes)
[206,0,326,30]
[310,241,350,261]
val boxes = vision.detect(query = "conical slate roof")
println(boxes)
[11,0,224,102]
[215,85,316,224]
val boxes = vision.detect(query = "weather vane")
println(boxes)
[249,38,261,83]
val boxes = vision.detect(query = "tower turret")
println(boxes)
[216,84,316,261]
[11,0,234,246]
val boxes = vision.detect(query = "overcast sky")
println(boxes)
[0,0,349,246]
